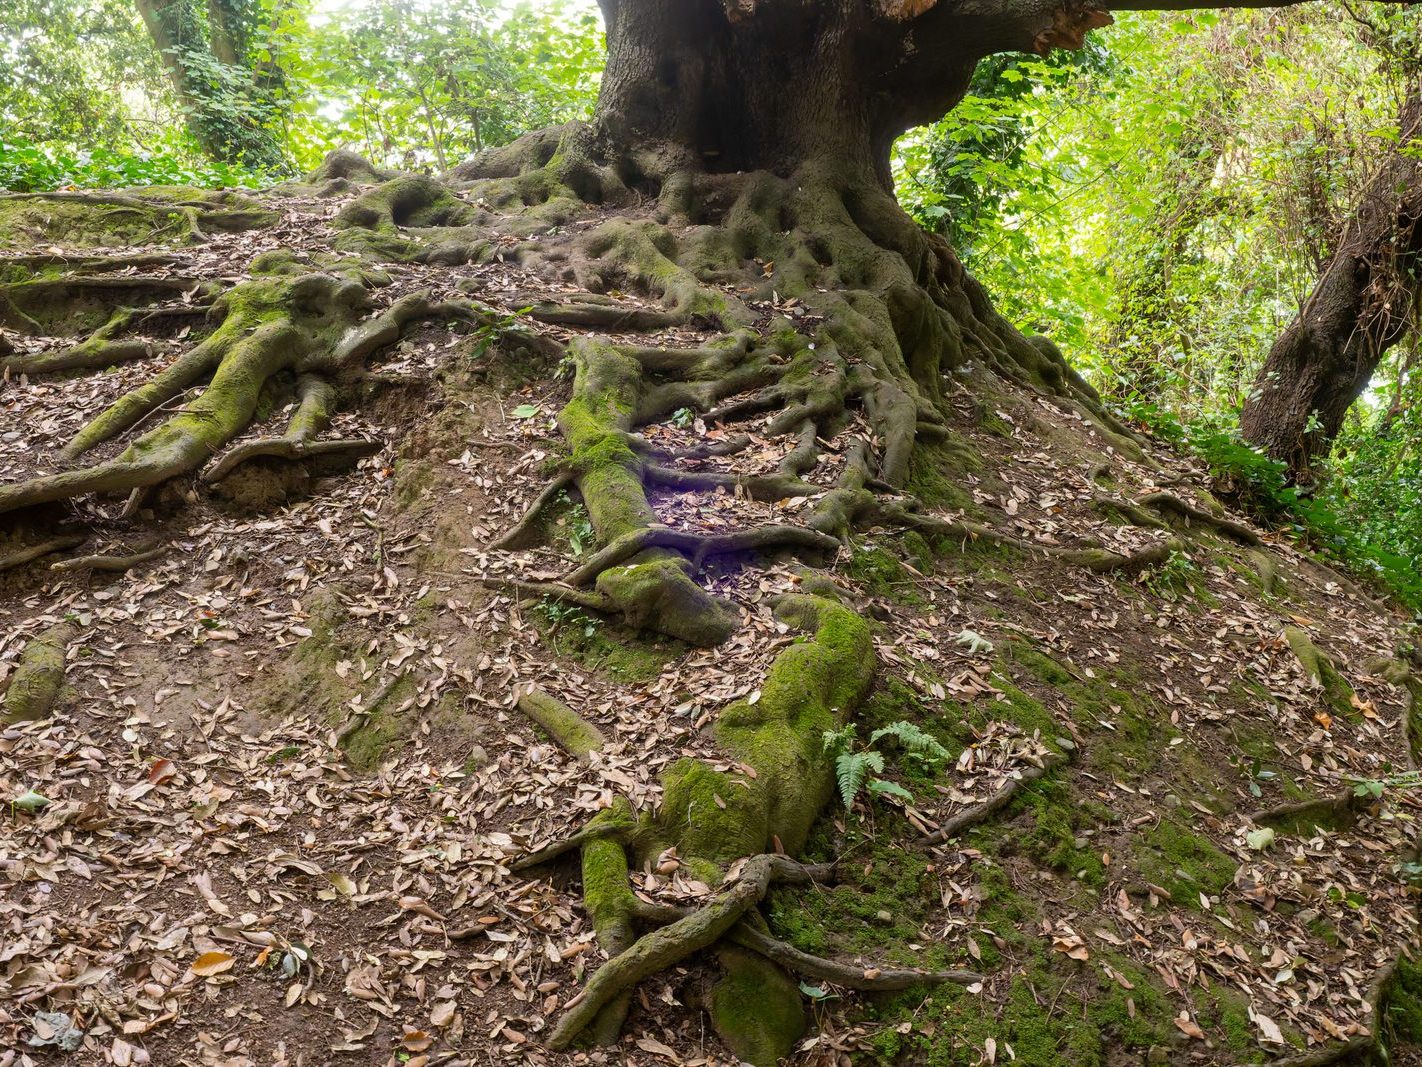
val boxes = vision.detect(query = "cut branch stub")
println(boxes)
[2,621,77,724]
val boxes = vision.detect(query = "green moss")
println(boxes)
[861,947,1173,1066]
[1013,777,1107,887]
[845,543,924,605]
[654,597,873,865]
[907,440,979,512]
[708,947,806,1067]
[1284,626,1358,719]
[767,816,948,967]
[1385,953,1422,1047]
[537,613,679,684]
[342,674,418,769]
[1138,816,1237,907]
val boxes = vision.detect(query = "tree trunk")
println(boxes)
[133,0,285,168]
[1240,84,1421,479]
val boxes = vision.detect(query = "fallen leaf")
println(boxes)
[191,951,235,977]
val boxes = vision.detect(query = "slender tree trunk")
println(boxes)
[1240,84,1421,479]
[133,0,286,167]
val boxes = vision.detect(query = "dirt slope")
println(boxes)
[1,174,1420,1067]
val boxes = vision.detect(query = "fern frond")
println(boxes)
[870,720,950,763]
[836,750,884,809]
[866,777,914,803]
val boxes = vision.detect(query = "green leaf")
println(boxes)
[12,789,50,812]
[1246,828,1276,851]
[511,404,541,419]
[866,778,914,803]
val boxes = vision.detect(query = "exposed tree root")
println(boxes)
[514,684,606,762]
[0,278,484,517]
[1,621,76,724]
[1251,789,1368,834]
[488,471,574,551]
[51,544,165,574]
[622,898,983,991]
[0,535,87,573]
[1138,490,1262,545]
[547,853,831,1049]
[563,524,840,586]
[920,747,1074,846]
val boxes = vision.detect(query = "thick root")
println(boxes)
[0,279,474,517]
[547,853,827,1049]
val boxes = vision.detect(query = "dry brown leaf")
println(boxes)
[190,950,235,977]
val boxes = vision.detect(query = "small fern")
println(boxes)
[824,719,945,810]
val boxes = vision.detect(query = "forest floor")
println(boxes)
[1,179,1420,1067]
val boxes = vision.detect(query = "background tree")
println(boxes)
[1240,13,1421,479]
[131,0,288,167]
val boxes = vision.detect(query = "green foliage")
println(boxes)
[2,0,604,186]
[822,721,948,810]
[1124,401,1422,611]
[533,596,600,638]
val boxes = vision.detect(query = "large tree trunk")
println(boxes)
[133,0,286,168]
[1240,84,1421,479]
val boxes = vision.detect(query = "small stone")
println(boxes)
[464,745,490,769]
[875,910,893,924]
[1146,1046,1170,1065]
[1073,836,1089,849]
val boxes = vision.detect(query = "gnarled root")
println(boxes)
[519,594,876,1061]
[0,278,481,517]
[2,621,77,724]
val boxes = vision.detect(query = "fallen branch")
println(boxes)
[51,545,166,574]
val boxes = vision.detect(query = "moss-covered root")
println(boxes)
[1,622,77,724]
[0,280,471,517]
[708,945,807,1066]
[548,853,826,1050]
[558,336,740,646]
[1284,625,1357,717]
[656,593,876,862]
[515,685,606,761]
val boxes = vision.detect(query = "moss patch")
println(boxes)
[1138,815,1238,906]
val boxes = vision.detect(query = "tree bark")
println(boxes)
[1240,83,1421,479]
